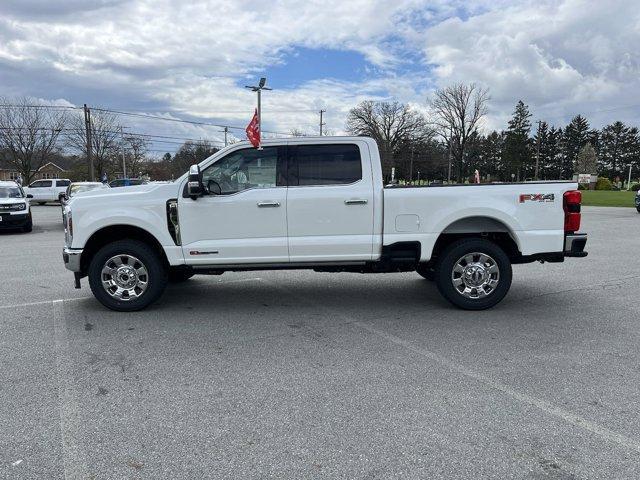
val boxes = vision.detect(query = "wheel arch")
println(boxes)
[430,216,522,263]
[80,224,169,275]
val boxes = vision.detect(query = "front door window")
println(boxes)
[202,147,281,195]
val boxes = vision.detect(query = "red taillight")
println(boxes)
[563,190,581,233]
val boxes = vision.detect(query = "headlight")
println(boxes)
[1,203,26,211]
[64,209,73,245]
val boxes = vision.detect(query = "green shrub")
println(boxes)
[577,183,587,190]
[595,177,612,190]
[631,183,640,192]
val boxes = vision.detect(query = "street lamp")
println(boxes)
[245,77,272,141]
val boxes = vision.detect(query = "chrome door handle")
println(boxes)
[257,201,280,208]
[344,199,368,205]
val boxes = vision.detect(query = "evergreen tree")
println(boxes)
[545,127,563,180]
[483,131,505,181]
[532,121,548,179]
[598,121,639,178]
[562,115,590,179]
[503,100,532,181]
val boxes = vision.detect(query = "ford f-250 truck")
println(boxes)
[62,136,587,312]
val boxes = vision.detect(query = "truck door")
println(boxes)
[178,145,289,265]
[286,142,374,262]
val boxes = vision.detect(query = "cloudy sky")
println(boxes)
[1,0,639,152]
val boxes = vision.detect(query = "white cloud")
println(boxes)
[422,0,640,129]
[1,0,639,146]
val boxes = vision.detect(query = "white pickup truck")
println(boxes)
[24,178,71,204]
[62,136,587,311]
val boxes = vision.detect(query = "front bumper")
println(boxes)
[0,212,29,228]
[564,233,588,257]
[63,247,83,272]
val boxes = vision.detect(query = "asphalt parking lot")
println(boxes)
[1,205,639,479]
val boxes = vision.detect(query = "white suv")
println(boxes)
[24,178,71,204]
[0,181,33,232]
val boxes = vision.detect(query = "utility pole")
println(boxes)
[409,143,414,184]
[319,109,326,136]
[245,77,272,149]
[224,126,228,147]
[447,132,453,183]
[120,125,127,179]
[535,120,542,180]
[628,163,633,190]
[83,104,94,181]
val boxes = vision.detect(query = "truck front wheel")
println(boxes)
[88,239,168,312]
[434,238,512,310]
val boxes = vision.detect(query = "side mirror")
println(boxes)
[187,164,204,199]
[26,194,33,199]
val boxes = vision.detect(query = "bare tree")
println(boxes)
[345,101,431,177]
[0,97,68,184]
[289,128,305,137]
[123,134,149,177]
[67,108,120,179]
[429,83,490,182]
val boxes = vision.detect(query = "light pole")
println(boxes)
[319,109,326,136]
[245,77,272,148]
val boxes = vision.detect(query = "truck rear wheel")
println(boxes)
[88,239,168,312]
[434,238,512,310]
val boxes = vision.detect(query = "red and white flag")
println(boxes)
[246,108,260,148]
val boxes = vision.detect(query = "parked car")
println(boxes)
[108,178,147,188]
[60,182,110,215]
[23,178,71,204]
[0,181,33,232]
[635,189,639,213]
[61,182,109,204]
[62,137,588,312]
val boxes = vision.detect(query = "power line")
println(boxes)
[91,106,292,136]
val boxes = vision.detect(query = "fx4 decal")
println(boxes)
[519,193,555,203]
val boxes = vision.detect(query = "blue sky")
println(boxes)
[1,0,639,154]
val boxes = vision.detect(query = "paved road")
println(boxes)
[1,205,639,479]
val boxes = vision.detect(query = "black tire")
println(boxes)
[637,207,640,213]
[22,213,33,233]
[416,263,435,281]
[434,238,512,310]
[88,239,168,312]
[168,267,195,283]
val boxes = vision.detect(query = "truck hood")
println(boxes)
[69,181,181,206]
[0,197,28,205]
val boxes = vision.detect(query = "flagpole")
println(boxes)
[245,78,271,150]
[257,88,262,150]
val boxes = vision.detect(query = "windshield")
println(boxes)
[0,186,23,199]
[69,184,102,197]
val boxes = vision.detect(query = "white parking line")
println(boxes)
[52,299,89,479]
[354,320,640,454]
[217,277,263,284]
[0,297,88,311]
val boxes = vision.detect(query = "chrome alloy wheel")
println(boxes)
[451,252,500,299]
[100,254,149,301]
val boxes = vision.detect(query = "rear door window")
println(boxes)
[291,144,362,186]
[30,180,52,188]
